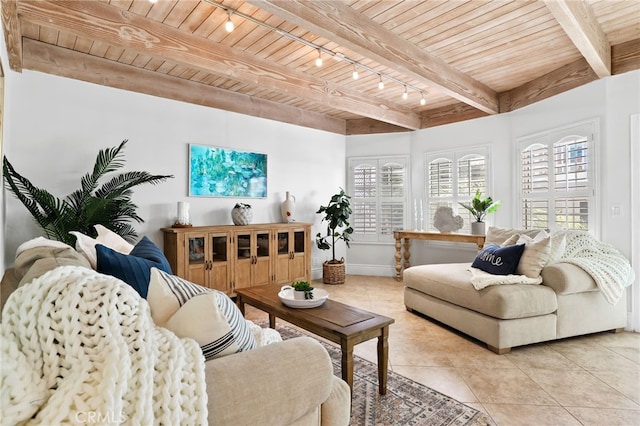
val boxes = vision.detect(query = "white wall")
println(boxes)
[1,70,345,275]
[346,70,639,328]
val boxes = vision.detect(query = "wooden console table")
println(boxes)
[393,230,486,281]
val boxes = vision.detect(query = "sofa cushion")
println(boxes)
[96,236,172,298]
[541,262,598,294]
[148,268,257,360]
[403,263,557,320]
[471,243,525,275]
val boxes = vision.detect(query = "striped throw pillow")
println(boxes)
[147,268,256,360]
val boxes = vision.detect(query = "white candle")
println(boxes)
[177,201,190,225]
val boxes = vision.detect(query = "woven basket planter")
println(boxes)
[322,259,345,285]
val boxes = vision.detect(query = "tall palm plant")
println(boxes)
[3,139,173,246]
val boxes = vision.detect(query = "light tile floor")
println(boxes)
[243,275,640,426]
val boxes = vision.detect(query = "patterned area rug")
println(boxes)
[274,324,493,426]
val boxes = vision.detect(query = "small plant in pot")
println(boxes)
[291,280,314,300]
[315,188,353,284]
[458,189,501,235]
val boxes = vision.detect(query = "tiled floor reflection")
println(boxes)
[243,275,640,425]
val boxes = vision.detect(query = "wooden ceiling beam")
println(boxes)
[499,58,598,113]
[16,0,421,130]
[22,39,346,135]
[346,118,409,135]
[249,0,499,114]
[612,38,640,75]
[543,0,611,78]
[1,0,23,71]
[420,103,489,129]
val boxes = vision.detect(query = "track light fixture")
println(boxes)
[225,10,234,33]
[203,0,429,104]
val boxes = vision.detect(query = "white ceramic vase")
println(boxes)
[281,191,296,222]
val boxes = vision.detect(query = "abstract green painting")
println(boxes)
[189,144,267,198]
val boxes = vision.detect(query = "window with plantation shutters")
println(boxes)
[425,147,490,233]
[348,157,408,242]
[517,120,596,231]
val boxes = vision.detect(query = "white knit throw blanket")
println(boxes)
[1,266,207,425]
[560,231,635,305]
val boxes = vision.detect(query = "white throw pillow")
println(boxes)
[70,226,135,269]
[94,225,134,254]
[515,232,551,278]
[547,231,567,265]
[485,226,544,247]
[147,268,257,360]
[70,231,100,269]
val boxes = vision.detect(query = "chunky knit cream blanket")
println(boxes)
[560,231,635,305]
[1,266,207,425]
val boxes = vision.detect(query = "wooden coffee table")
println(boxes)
[236,284,395,395]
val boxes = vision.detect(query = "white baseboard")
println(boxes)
[312,263,396,280]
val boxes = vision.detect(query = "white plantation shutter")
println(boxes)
[352,163,377,236]
[429,159,453,197]
[349,157,408,242]
[517,121,595,231]
[457,154,486,197]
[380,163,405,235]
[426,147,490,233]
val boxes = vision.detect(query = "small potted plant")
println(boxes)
[458,189,501,235]
[291,280,314,300]
[316,188,353,284]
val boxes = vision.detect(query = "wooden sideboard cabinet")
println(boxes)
[162,223,312,295]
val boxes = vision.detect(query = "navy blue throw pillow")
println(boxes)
[96,236,172,298]
[471,243,525,275]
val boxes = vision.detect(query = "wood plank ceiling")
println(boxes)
[2,0,639,135]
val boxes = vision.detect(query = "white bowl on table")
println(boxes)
[278,286,329,308]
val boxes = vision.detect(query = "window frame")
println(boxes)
[424,145,492,234]
[515,119,599,234]
[347,155,409,244]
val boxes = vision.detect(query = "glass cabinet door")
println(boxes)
[277,231,289,255]
[188,236,206,265]
[256,232,270,258]
[294,230,305,254]
[236,233,251,259]
[212,235,227,262]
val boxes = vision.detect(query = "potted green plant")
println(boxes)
[3,139,173,245]
[291,280,314,300]
[458,189,501,235]
[315,188,353,284]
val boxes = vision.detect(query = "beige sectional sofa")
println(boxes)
[403,227,629,354]
[1,243,351,425]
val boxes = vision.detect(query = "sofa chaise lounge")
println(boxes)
[403,227,632,354]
